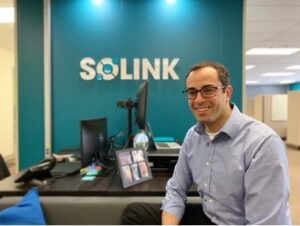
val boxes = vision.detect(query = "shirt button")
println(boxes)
[206,161,210,166]
[204,183,208,187]
[209,199,213,203]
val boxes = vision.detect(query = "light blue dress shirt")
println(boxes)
[162,104,291,225]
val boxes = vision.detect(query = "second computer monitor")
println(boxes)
[135,81,148,130]
[80,117,107,168]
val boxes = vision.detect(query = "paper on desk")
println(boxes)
[53,153,74,162]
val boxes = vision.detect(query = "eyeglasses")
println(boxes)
[182,85,225,99]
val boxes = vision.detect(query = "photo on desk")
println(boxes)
[132,149,145,162]
[116,148,152,188]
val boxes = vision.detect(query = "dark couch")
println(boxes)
[0,195,200,224]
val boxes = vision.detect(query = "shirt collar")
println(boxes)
[194,103,242,138]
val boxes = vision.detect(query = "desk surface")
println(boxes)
[0,148,195,197]
[0,170,197,197]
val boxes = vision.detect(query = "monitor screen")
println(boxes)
[135,81,148,130]
[80,117,107,168]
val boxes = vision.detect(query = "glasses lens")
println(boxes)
[202,86,218,97]
[183,90,194,99]
[187,90,198,99]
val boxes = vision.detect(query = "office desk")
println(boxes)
[0,172,111,196]
[0,170,197,197]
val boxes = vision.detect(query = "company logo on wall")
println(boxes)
[80,57,180,81]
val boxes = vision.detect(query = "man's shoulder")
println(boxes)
[241,113,279,138]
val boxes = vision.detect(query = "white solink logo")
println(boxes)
[80,57,180,81]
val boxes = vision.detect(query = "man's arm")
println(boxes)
[161,210,180,225]
[244,135,291,224]
[161,129,194,223]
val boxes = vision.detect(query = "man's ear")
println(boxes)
[225,85,233,102]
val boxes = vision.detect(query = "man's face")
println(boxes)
[186,66,232,131]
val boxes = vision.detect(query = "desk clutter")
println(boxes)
[80,160,115,181]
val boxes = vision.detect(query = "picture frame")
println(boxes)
[116,148,152,188]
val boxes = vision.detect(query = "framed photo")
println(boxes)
[116,148,152,188]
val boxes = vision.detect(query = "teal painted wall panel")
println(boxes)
[51,0,243,152]
[17,0,44,169]
[17,0,243,167]
[289,82,300,90]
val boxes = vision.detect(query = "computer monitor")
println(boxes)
[116,81,149,142]
[80,117,107,168]
[135,81,148,130]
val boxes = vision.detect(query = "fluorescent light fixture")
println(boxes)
[285,65,300,70]
[245,65,255,70]
[261,72,295,77]
[0,7,14,23]
[280,80,295,84]
[246,48,300,55]
[246,80,260,85]
[166,0,176,5]
[92,0,104,5]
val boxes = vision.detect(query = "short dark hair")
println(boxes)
[185,61,231,88]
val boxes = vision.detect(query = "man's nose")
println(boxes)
[194,91,205,102]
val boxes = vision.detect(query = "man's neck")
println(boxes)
[205,103,232,133]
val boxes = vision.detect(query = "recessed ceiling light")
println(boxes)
[92,0,104,5]
[261,72,295,77]
[0,7,14,23]
[166,0,176,5]
[280,80,295,84]
[285,65,300,70]
[246,48,300,55]
[245,65,255,70]
[246,80,259,85]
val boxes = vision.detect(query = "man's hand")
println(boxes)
[161,210,180,225]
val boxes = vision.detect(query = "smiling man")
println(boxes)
[121,61,291,225]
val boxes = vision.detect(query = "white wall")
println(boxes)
[246,85,288,99]
[0,46,15,158]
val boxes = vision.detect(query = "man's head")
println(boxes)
[183,61,233,132]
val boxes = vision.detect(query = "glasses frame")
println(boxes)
[182,85,225,99]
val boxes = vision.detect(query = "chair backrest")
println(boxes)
[0,154,10,180]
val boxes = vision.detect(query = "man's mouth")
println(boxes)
[194,106,209,113]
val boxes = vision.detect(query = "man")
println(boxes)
[121,61,291,225]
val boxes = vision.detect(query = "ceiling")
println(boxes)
[246,0,300,85]
[1,0,300,86]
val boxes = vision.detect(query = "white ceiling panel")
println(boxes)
[248,0,300,6]
[245,0,300,85]
[247,22,295,33]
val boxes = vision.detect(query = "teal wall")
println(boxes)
[289,82,300,90]
[17,0,45,169]
[17,0,243,169]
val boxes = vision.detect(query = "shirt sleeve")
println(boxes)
[244,135,291,224]
[161,130,194,220]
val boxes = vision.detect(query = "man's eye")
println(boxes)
[188,90,198,95]
[203,87,215,93]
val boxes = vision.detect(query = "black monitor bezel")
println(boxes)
[80,117,107,168]
[135,81,148,130]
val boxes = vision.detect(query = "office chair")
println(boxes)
[0,153,10,180]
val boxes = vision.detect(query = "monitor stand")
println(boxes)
[94,154,116,177]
